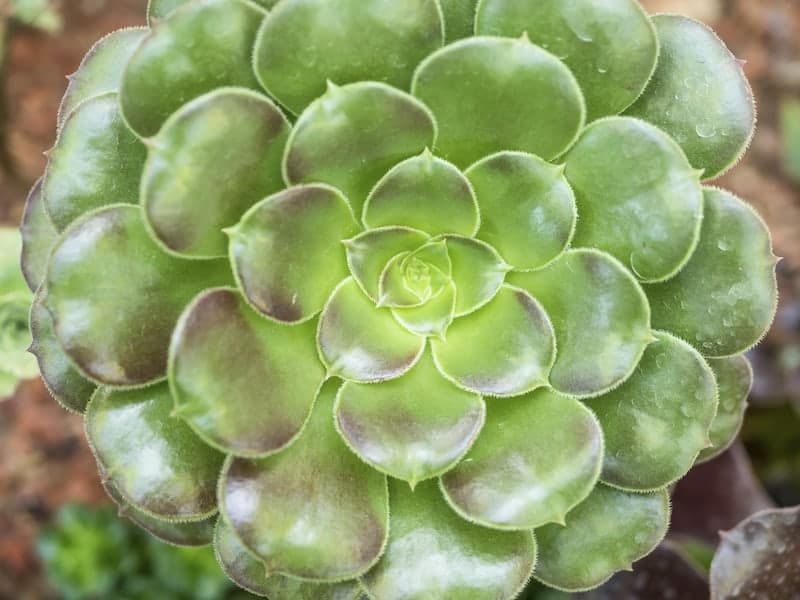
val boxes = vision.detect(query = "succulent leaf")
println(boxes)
[43,93,147,231]
[584,331,718,491]
[431,285,555,397]
[58,27,148,127]
[412,36,585,167]
[284,81,437,216]
[29,289,96,414]
[44,205,231,386]
[534,484,670,591]
[442,234,509,316]
[363,152,479,236]
[168,288,325,457]
[318,278,426,383]
[103,479,215,547]
[647,188,778,357]
[254,0,444,115]
[392,280,457,338]
[511,249,652,398]
[20,179,57,292]
[220,381,389,581]
[229,184,358,323]
[476,0,658,120]
[465,151,576,271]
[565,117,703,282]
[345,227,431,303]
[441,387,603,529]
[142,88,290,258]
[625,15,755,179]
[121,0,265,137]
[334,350,485,485]
[214,518,363,599]
[362,479,536,600]
[697,354,752,463]
[86,382,225,520]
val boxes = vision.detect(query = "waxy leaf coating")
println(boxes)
[476,0,658,120]
[511,250,652,398]
[626,15,755,179]
[466,151,576,271]
[43,93,147,231]
[169,288,325,457]
[648,188,777,357]
[318,278,426,382]
[363,479,536,600]
[44,205,231,386]
[86,383,225,520]
[254,0,444,115]
[535,485,670,591]
[230,184,358,323]
[565,117,703,282]
[432,285,555,397]
[142,88,290,258]
[29,289,96,414]
[413,36,585,167]
[220,381,389,581]
[585,331,718,491]
[335,351,485,485]
[442,388,603,529]
[284,82,437,217]
[698,354,752,463]
[58,27,148,127]
[20,179,57,292]
[121,0,265,137]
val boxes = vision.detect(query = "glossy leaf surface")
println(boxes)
[466,151,575,271]
[585,331,718,491]
[86,383,225,520]
[284,82,437,217]
[43,93,146,231]
[432,285,555,397]
[142,88,290,257]
[29,289,96,414]
[364,152,479,236]
[442,388,603,529]
[121,0,265,137]
[169,288,325,457]
[254,0,443,115]
[535,485,670,591]
[476,0,658,120]
[230,185,358,323]
[626,15,755,179]
[698,355,752,463]
[20,179,57,292]
[44,205,231,386]
[648,188,777,357]
[221,382,389,580]
[511,250,651,398]
[58,27,148,126]
[335,351,484,485]
[363,479,536,600]
[318,278,425,382]
[413,36,585,167]
[565,117,703,282]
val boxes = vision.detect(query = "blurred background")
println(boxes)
[0,0,797,598]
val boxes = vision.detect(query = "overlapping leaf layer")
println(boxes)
[23,0,776,597]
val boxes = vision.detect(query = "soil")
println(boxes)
[0,1,797,598]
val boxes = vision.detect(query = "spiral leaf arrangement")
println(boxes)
[21,0,776,597]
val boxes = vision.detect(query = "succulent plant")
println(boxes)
[0,227,39,397]
[22,0,778,597]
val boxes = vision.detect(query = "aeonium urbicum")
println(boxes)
[22,0,776,597]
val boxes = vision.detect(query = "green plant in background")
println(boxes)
[781,98,800,184]
[5,0,62,32]
[21,0,777,597]
[37,503,256,600]
[0,227,39,397]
